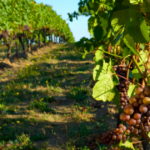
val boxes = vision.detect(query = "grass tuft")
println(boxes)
[67,87,89,101]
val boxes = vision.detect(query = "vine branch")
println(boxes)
[99,48,124,59]
[112,73,143,88]
[132,55,144,76]
[127,60,133,80]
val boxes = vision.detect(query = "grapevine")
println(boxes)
[68,0,150,149]
[0,0,75,58]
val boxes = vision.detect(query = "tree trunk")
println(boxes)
[18,36,25,54]
[59,37,62,43]
[49,35,51,43]
[26,38,30,51]
[38,33,41,47]
[43,34,46,45]
[30,38,35,51]
[54,35,55,43]
[15,38,18,56]
[42,30,46,45]
[6,41,11,58]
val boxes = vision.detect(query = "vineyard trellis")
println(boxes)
[0,0,75,58]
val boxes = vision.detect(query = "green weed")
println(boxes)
[0,104,5,113]
[67,87,88,101]
[29,100,55,113]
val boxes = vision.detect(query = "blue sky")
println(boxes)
[35,0,92,42]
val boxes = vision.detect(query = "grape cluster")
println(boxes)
[2,33,8,39]
[2,29,10,39]
[11,35,16,40]
[113,65,128,78]
[23,25,30,31]
[120,85,150,136]
[101,124,128,145]
[113,65,130,109]
[100,85,150,146]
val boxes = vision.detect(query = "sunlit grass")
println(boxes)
[0,44,100,150]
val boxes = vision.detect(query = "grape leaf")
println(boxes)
[140,0,150,14]
[93,49,104,81]
[111,17,123,32]
[82,49,88,59]
[93,25,104,41]
[111,9,141,34]
[140,18,150,42]
[88,16,97,36]
[94,49,104,65]
[112,87,121,106]
[123,34,139,56]
[128,84,138,98]
[148,131,150,138]
[132,65,145,79]
[139,50,149,64]
[92,74,117,101]
[126,19,149,43]
[122,47,133,57]
[93,59,119,83]
[130,0,140,4]
[93,63,102,81]
[113,140,135,150]
[140,44,145,50]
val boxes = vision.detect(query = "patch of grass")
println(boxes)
[68,123,93,147]
[95,121,108,132]
[5,133,38,150]
[0,44,96,150]
[29,100,55,113]
[58,51,83,61]
[6,145,36,150]
[42,96,55,103]
[16,133,33,148]
[74,64,91,72]
[5,70,12,75]
[96,143,109,150]
[63,139,76,150]
[17,65,51,81]
[67,87,88,101]
[71,110,83,122]
[30,133,49,141]
[6,107,16,114]
[0,74,5,79]
[0,104,5,113]
[47,85,62,94]
[17,65,41,80]
[79,146,90,150]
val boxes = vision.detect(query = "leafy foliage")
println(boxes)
[0,0,75,44]
[68,0,150,149]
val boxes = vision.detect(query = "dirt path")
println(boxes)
[0,43,143,150]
